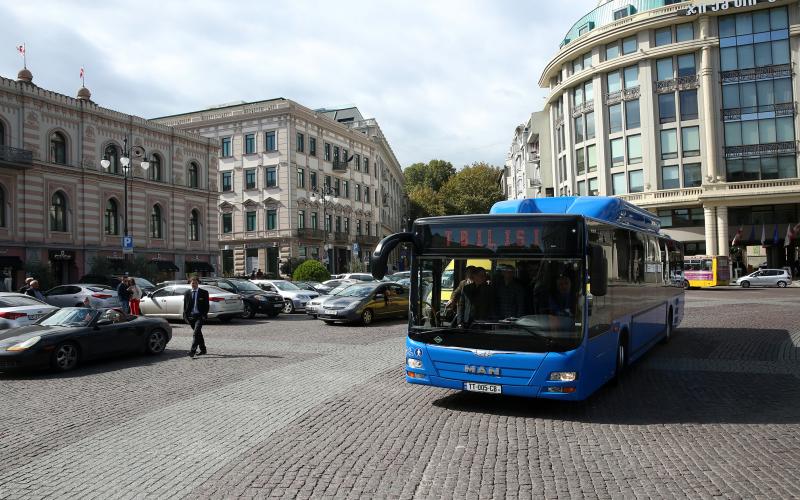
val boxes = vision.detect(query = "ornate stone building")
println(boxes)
[502,110,553,200]
[0,68,219,289]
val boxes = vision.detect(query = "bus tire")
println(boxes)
[682,280,690,290]
[740,280,750,288]
[611,332,628,385]
[661,308,673,344]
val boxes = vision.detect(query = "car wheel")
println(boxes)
[777,281,787,288]
[283,300,295,314]
[145,329,167,355]
[361,308,374,326]
[740,280,750,288]
[241,302,256,319]
[51,342,80,372]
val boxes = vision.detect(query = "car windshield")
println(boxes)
[134,277,156,288]
[229,280,262,292]
[0,295,48,307]
[39,308,98,327]
[322,280,342,287]
[410,257,585,352]
[329,284,354,295]
[273,281,300,291]
[337,285,376,298]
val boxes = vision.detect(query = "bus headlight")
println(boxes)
[407,358,423,369]
[548,371,578,382]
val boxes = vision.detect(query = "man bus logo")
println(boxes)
[465,365,500,376]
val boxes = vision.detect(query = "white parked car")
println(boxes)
[338,273,377,282]
[0,293,60,330]
[251,280,319,313]
[735,269,792,288]
[139,285,243,322]
[43,284,122,308]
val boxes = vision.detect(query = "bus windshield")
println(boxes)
[411,257,584,353]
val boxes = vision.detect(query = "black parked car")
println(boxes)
[0,308,171,373]
[199,278,284,319]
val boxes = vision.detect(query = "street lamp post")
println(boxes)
[309,184,338,272]
[101,138,150,258]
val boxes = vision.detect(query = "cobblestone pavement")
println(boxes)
[1,289,799,499]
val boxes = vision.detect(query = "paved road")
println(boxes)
[1,288,799,499]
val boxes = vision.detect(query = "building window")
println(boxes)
[622,36,637,55]
[241,169,255,190]
[661,165,680,189]
[333,145,340,163]
[324,142,331,161]
[574,116,585,143]
[661,129,678,160]
[246,211,256,232]
[676,23,694,42]
[625,99,640,129]
[586,144,597,173]
[585,111,596,140]
[364,158,369,174]
[575,147,585,175]
[355,184,361,201]
[221,137,232,157]
[150,205,163,239]
[355,154,361,171]
[297,168,305,189]
[325,215,332,232]
[0,184,5,227]
[104,199,118,235]
[684,163,702,187]
[628,170,644,193]
[607,71,621,94]
[0,121,4,146]
[656,57,673,81]
[296,132,304,153]
[188,162,199,188]
[577,180,586,196]
[623,65,639,89]
[324,175,331,189]
[311,211,318,230]
[605,41,619,60]
[682,126,700,157]
[658,208,704,228]
[588,177,599,196]
[266,209,277,230]
[266,167,277,187]
[356,219,362,235]
[50,132,67,165]
[655,27,672,47]
[364,187,370,203]
[334,178,341,196]
[610,138,624,166]
[608,103,622,133]
[344,217,350,234]
[309,137,317,156]
[149,154,162,181]
[50,192,68,232]
[659,93,676,123]
[310,171,317,190]
[222,213,232,234]
[627,134,642,164]
[679,90,698,121]
[343,180,350,198]
[104,144,120,174]
[677,53,696,77]
[189,209,200,241]
[298,210,305,229]
[265,131,277,151]
[612,172,626,195]
[244,134,256,154]
[222,171,232,192]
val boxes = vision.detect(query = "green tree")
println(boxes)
[408,185,447,219]
[292,260,330,283]
[440,162,505,216]
[404,159,455,192]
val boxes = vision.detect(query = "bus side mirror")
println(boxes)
[589,244,608,297]
[371,232,417,280]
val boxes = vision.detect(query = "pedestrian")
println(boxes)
[2,272,11,293]
[250,270,256,279]
[25,280,46,302]
[183,276,209,357]
[256,268,264,279]
[18,277,33,294]
[128,279,142,316]
[117,278,131,314]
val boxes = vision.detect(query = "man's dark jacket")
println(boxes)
[183,287,210,318]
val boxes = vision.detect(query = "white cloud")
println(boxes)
[0,0,596,168]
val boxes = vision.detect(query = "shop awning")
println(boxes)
[151,260,179,272]
[0,256,23,268]
[186,261,215,273]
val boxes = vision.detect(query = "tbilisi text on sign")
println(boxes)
[685,0,776,16]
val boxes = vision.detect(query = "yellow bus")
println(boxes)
[683,255,730,288]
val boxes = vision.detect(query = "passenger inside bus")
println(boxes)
[456,267,493,327]
[493,264,525,318]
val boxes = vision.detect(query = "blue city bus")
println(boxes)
[371,196,684,401]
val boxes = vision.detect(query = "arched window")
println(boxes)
[149,154,162,181]
[188,162,199,188]
[150,204,163,239]
[104,144,120,174]
[189,209,200,241]
[50,132,67,165]
[50,191,68,232]
[0,121,5,147]
[104,199,119,235]
[0,184,6,228]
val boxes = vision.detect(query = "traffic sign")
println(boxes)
[352,243,360,256]
[122,236,134,254]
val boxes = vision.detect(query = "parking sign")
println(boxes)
[122,236,134,254]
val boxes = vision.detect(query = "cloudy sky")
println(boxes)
[1,0,596,169]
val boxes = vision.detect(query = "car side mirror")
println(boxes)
[95,319,113,327]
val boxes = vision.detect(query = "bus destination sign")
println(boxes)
[424,221,579,253]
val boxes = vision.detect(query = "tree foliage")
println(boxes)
[440,162,505,216]
[280,257,307,278]
[292,259,330,283]
[404,159,455,192]
[408,185,447,220]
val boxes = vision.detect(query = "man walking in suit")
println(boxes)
[183,277,209,357]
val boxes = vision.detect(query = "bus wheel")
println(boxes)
[682,280,690,290]
[661,309,673,344]
[612,336,627,385]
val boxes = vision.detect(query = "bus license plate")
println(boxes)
[464,382,502,394]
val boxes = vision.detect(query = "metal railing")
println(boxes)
[724,141,797,159]
[296,228,325,240]
[722,102,795,121]
[720,64,791,84]
[655,75,699,94]
[0,145,33,166]
[604,86,640,105]
[570,101,594,117]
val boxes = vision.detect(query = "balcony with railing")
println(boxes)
[356,234,380,245]
[721,102,795,121]
[604,86,640,105]
[723,141,797,159]
[616,187,703,207]
[570,101,594,117]
[655,75,699,94]
[720,64,791,84]
[0,145,33,169]
[296,228,325,240]
[333,231,350,242]
[332,160,348,172]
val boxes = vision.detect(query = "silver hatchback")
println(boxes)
[0,293,59,330]
[736,269,792,288]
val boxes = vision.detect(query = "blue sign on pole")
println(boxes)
[352,242,360,256]
[122,236,134,254]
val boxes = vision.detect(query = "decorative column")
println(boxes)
[704,206,718,256]
[716,206,729,257]
[699,16,719,181]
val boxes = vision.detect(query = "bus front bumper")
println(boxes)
[405,373,586,400]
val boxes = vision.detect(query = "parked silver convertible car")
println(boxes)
[139,285,244,322]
